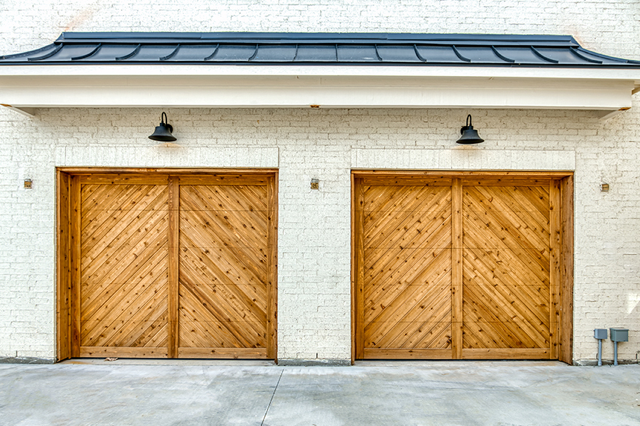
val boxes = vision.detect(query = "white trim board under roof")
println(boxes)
[1,32,639,116]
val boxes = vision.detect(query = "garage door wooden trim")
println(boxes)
[351,171,574,364]
[56,168,278,361]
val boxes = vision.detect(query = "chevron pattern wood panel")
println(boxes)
[178,184,269,358]
[353,174,565,361]
[80,183,169,354]
[362,184,453,358]
[462,185,551,353]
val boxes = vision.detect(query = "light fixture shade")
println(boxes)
[456,114,484,144]
[149,112,177,142]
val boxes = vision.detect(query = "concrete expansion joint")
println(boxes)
[261,370,283,426]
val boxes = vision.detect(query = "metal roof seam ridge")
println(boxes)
[491,46,515,63]
[71,44,103,61]
[203,44,220,61]
[28,44,64,62]
[115,44,141,61]
[247,44,259,62]
[413,45,427,62]
[373,45,383,62]
[530,47,559,64]
[569,48,602,64]
[160,44,181,61]
[451,46,471,62]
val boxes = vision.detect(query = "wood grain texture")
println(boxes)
[462,185,551,357]
[56,171,71,361]
[266,175,278,360]
[363,348,453,359]
[79,174,169,185]
[168,176,180,358]
[355,179,365,359]
[549,180,562,359]
[61,170,278,361]
[70,176,81,357]
[353,171,572,179]
[451,178,463,359]
[80,346,168,358]
[560,175,574,364]
[353,173,572,361]
[178,183,270,358]
[79,183,170,351]
[461,348,549,359]
[178,348,268,359]
[62,168,278,176]
[361,183,453,358]
[351,173,357,363]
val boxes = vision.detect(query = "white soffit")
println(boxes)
[0,65,638,111]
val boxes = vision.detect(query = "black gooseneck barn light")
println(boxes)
[148,111,177,142]
[456,114,484,144]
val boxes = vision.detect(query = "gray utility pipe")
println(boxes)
[594,329,607,366]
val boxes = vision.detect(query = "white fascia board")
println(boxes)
[0,65,637,110]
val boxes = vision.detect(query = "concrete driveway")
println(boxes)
[0,360,638,426]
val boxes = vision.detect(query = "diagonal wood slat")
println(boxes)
[70,173,277,360]
[355,175,564,361]
[80,183,169,351]
[462,185,550,350]
[179,184,269,352]
[362,185,452,355]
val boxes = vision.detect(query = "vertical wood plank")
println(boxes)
[350,172,356,364]
[451,178,463,360]
[56,171,71,361]
[560,175,574,364]
[70,175,81,358]
[354,178,365,360]
[168,176,180,359]
[266,174,279,360]
[549,180,562,360]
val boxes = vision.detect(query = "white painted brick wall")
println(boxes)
[1,1,639,363]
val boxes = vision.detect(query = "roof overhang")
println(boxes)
[1,33,639,116]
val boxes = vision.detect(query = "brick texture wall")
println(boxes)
[0,1,639,363]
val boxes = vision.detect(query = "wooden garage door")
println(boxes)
[353,173,573,361]
[60,172,277,360]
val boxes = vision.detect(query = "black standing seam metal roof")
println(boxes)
[1,32,640,67]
